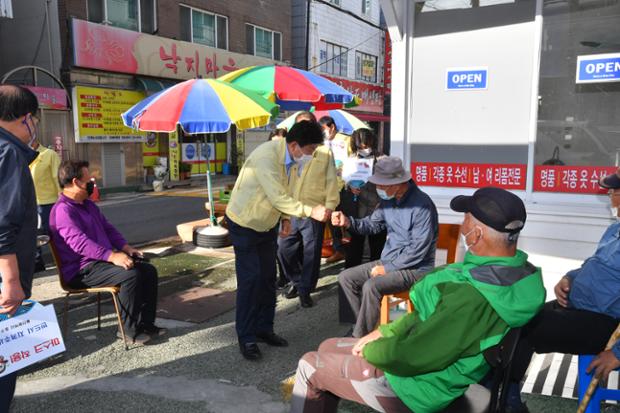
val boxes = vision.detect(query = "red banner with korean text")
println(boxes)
[322,75,384,113]
[412,162,527,190]
[534,165,616,194]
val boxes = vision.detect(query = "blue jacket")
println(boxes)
[348,181,438,273]
[0,127,38,298]
[567,221,620,359]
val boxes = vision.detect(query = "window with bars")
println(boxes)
[87,0,156,33]
[179,5,228,50]
[355,51,377,82]
[320,41,348,77]
[245,24,281,61]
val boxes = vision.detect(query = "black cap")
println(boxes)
[599,168,620,190]
[450,187,526,233]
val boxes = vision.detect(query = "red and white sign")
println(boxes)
[534,166,616,194]
[384,31,392,95]
[412,162,526,190]
[323,75,384,114]
[71,19,275,80]
[24,86,67,110]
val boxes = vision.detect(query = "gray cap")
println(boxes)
[367,156,411,186]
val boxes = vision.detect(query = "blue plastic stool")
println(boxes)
[578,354,620,413]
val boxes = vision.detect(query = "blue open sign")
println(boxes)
[446,68,488,90]
[576,53,620,84]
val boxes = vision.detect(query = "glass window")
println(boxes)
[246,25,282,60]
[180,6,228,50]
[328,0,341,6]
[320,40,348,77]
[192,10,216,47]
[88,0,155,33]
[534,1,620,169]
[421,0,514,12]
[355,51,377,83]
[106,0,138,31]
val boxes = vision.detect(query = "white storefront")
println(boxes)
[380,0,620,291]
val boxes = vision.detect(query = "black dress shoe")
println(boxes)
[256,331,289,347]
[239,342,262,360]
[284,285,298,299]
[299,293,313,308]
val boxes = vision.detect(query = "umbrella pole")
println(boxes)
[205,135,217,226]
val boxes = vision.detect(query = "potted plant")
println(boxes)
[180,162,192,180]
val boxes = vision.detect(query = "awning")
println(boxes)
[350,112,391,122]
[136,76,177,92]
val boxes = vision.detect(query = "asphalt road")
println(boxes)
[100,195,209,246]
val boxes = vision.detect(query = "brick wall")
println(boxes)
[60,0,292,69]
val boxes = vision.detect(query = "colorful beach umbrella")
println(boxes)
[122,78,279,134]
[277,110,370,135]
[218,65,355,111]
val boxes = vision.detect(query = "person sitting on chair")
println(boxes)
[331,156,438,338]
[49,160,165,345]
[290,187,545,413]
[507,167,620,413]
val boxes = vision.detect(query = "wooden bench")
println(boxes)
[379,223,461,324]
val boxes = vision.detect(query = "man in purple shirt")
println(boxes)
[49,160,165,345]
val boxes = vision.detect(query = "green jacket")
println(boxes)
[363,250,546,413]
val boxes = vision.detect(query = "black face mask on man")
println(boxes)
[85,181,95,196]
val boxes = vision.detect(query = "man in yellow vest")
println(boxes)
[279,113,340,308]
[319,116,351,264]
[226,120,330,361]
[29,138,61,272]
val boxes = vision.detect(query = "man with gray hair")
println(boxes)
[331,156,438,338]
[290,187,545,413]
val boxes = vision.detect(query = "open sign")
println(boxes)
[576,53,620,84]
[446,68,488,90]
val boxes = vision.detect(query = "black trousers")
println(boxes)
[0,372,16,413]
[277,218,324,295]
[226,216,278,345]
[511,300,619,381]
[69,261,159,333]
[344,231,386,269]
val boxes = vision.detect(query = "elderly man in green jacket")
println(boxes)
[290,187,546,413]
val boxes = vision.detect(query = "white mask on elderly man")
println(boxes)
[461,227,481,250]
[611,207,619,221]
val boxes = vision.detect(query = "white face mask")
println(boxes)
[358,148,372,157]
[460,227,481,250]
[323,129,331,140]
[611,206,619,220]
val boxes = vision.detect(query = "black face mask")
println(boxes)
[85,181,94,196]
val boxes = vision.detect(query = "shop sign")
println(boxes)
[181,143,215,163]
[446,68,488,90]
[169,131,180,181]
[24,86,67,110]
[142,133,160,167]
[576,53,620,84]
[73,86,146,143]
[72,19,276,81]
[323,75,384,113]
[412,162,526,190]
[362,59,376,78]
[384,32,392,94]
[534,165,616,194]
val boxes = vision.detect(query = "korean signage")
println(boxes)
[534,166,616,194]
[446,67,488,90]
[169,131,180,181]
[182,142,215,163]
[384,31,392,94]
[24,86,68,110]
[73,86,146,143]
[72,19,276,80]
[576,53,620,84]
[323,75,384,114]
[412,162,526,190]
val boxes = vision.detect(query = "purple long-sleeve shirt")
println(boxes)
[49,194,127,282]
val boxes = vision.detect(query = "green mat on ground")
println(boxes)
[150,253,226,277]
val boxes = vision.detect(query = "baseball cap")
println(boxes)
[450,187,526,233]
[599,168,620,190]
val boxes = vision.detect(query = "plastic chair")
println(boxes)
[443,328,523,413]
[49,241,129,350]
[577,354,620,413]
[379,223,461,324]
